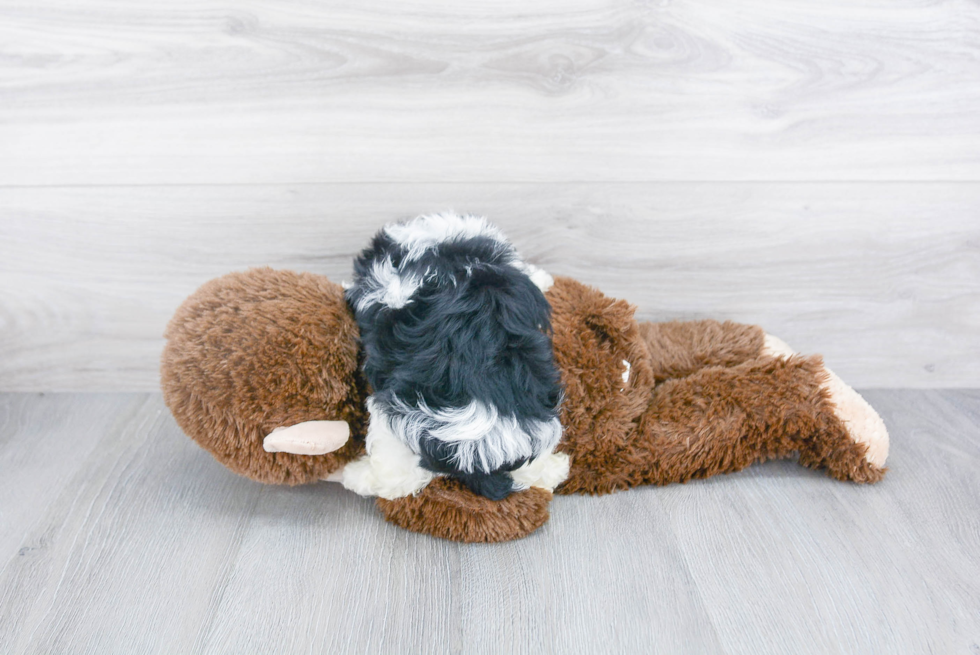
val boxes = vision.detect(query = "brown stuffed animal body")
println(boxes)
[162,264,888,543]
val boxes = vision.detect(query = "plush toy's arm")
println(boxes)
[375,478,554,543]
[639,319,765,383]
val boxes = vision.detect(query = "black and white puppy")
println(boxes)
[342,213,565,501]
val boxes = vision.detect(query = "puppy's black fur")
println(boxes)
[347,225,562,500]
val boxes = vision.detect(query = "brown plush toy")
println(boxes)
[161,268,889,543]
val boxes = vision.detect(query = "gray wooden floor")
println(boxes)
[1,390,978,654]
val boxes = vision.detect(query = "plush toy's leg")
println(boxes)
[651,354,885,483]
[559,353,886,495]
[638,320,888,469]
[762,334,889,468]
[638,320,767,383]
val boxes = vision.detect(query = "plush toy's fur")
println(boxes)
[376,477,554,543]
[548,278,884,493]
[161,269,368,484]
[161,265,888,543]
[345,215,563,501]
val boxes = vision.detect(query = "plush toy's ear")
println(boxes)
[263,421,351,455]
[161,268,368,485]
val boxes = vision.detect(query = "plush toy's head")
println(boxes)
[161,268,369,485]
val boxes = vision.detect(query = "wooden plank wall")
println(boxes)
[1,0,978,390]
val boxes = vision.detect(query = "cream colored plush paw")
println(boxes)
[820,367,889,467]
[763,334,889,467]
[762,334,796,359]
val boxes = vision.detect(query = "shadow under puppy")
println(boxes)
[341,214,569,500]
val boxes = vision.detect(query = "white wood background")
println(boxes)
[1,0,978,390]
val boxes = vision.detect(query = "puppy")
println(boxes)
[344,213,563,500]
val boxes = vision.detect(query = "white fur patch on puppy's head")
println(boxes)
[384,212,510,263]
[350,257,422,312]
[351,212,552,312]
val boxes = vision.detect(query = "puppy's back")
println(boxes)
[347,214,562,499]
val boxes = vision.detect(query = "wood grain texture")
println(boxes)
[1,391,979,653]
[1,183,977,390]
[1,0,979,184]
[2,2,977,650]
